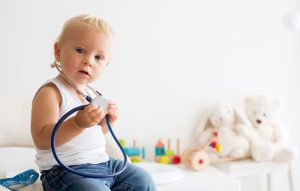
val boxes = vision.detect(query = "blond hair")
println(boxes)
[56,14,114,45]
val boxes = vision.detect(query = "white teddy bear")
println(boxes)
[244,96,297,162]
[196,101,251,161]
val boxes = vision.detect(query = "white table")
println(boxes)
[157,166,241,191]
[211,160,294,191]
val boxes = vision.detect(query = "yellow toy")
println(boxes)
[155,138,182,164]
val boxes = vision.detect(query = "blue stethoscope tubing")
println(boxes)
[50,95,128,178]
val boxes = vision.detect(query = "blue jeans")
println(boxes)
[40,158,156,191]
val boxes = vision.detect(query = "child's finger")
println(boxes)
[91,114,102,123]
[92,110,106,122]
[85,104,98,112]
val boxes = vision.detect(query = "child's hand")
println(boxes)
[106,100,119,123]
[74,104,106,128]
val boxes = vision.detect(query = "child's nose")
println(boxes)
[82,57,93,67]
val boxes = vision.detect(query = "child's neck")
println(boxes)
[56,75,89,103]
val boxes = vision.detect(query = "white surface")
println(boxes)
[157,166,240,191]
[1,1,300,191]
[212,160,294,191]
[282,12,300,32]
[0,96,34,147]
[212,160,290,177]
[0,147,38,178]
[0,145,238,191]
[136,162,184,185]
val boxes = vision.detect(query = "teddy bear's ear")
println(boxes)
[196,112,211,138]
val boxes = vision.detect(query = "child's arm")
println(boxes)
[100,101,119,134]
[31,84,105,150]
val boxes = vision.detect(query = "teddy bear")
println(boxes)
[196,101,251,161]
[244,96,297,162]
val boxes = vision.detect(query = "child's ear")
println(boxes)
[54,42,61,61]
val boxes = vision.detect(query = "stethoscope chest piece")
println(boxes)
[51,93,128,178]
[52,62,128,178]
[91,95,109,113]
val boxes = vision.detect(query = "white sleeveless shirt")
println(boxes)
[35,78,109,170]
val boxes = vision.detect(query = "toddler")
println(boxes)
[31,14,156,191]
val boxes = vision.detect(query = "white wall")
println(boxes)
[0,0,299,190]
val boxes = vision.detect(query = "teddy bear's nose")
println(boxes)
[256,119,262,124]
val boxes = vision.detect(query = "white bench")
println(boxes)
[0,147,241,191]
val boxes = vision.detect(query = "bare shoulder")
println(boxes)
[31,83,62,129]
[31,83,62,149]
[33,83,61,107]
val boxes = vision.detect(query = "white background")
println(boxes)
[0,0,299,190]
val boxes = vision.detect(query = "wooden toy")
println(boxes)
[182,130,221,171]
[155,138,182,164]
[120,139,145,163]
[172,139,181,164]
[155,139,166,162]
[181,148,209,171]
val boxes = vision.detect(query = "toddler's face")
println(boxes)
[55,23,113,86]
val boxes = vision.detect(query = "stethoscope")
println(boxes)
[51,62,128,178]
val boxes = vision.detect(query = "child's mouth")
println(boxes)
[79,70,90,76]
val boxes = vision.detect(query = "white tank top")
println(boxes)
[35,78,109,170]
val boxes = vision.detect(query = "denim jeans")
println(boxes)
[40,158,157,191]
